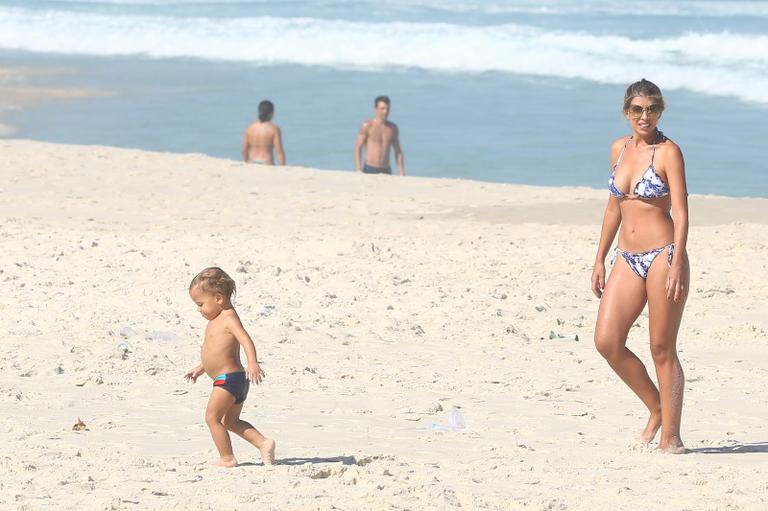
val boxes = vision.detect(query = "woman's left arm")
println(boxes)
[664,143,689,302]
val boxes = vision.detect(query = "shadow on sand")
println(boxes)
[688,442,768,454]
[239,455,358,467]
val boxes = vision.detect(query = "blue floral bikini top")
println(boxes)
[608,131,670,200]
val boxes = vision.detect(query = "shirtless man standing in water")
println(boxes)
[354,95,405,176]
[242,100,286,165]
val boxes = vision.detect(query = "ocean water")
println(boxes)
[0,0,765,196]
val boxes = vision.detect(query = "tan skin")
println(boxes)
[242,113,285,165]
[184,285,275,467]
[354,100,405,175]
[592,95,689,454]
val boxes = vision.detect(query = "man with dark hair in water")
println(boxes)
[354,95,405,176]
[242,100,286,165]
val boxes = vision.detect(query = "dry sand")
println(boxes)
[1,139,767,510]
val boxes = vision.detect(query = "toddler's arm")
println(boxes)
[184,364,205,383]
[227,313,265,384]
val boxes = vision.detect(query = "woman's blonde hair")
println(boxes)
[189,267,236,298]
[623,78,665,113]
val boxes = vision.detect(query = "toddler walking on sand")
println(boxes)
[184,267,276,467]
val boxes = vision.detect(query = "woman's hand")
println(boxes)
[666,264,688,303]
[591,262,606,298]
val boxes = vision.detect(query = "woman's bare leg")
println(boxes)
[594,257,662,442]
[646,255,689,453]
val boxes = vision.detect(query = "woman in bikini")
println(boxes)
[591,79,689,454]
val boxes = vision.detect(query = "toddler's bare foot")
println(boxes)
[210,456,238,468]
[259,438,276,465]
[658,438,687,454]
[640,412,662,443]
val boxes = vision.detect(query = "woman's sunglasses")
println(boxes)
[628,104,663,119]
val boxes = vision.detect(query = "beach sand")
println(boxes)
[1,139,766,510]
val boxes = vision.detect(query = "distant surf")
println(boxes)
[1,3,767,104]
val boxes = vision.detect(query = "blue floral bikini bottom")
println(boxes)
[612,243,675,280]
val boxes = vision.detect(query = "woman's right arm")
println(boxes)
[591,138,625,298]
[591,197,621,298]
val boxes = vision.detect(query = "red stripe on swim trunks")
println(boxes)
[214,379,226,386]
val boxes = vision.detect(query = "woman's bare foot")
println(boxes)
[658,438,686,454]
[640,412,662,443]
[259,438,276,465]
[210,456,238,468]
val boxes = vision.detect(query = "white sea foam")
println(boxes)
[43,0,768,17]
[1,7,767,103]
[384,0,768,17]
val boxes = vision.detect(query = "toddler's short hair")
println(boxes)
[190,267,236,298]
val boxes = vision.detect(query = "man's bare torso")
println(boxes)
[363,120,397,167]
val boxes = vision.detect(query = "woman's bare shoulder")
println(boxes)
[657,136,683,159]
[610,135,628,152]
[609,136,629,161]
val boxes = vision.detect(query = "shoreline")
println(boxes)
[0,66,104,137]
[3,138,767,225]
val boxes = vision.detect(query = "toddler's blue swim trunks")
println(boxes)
[213,371,249,404]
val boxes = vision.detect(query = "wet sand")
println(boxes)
[0,66,102,136]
